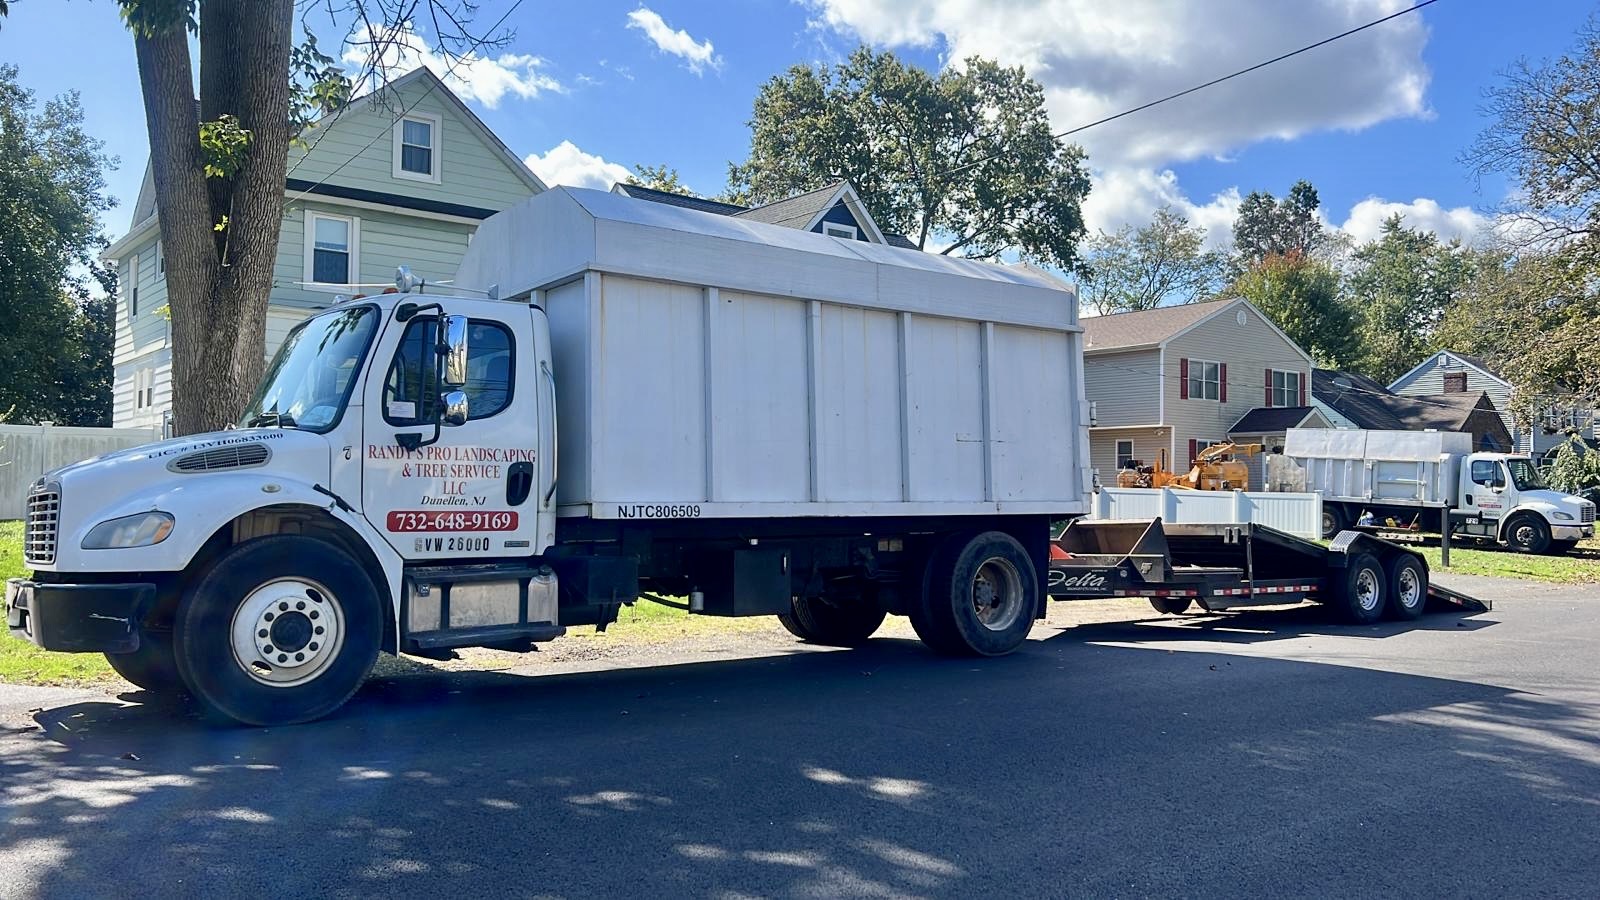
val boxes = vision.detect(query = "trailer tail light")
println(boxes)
[25,488,60,565]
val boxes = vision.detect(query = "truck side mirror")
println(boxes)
[441,390,469,427]
[440,315,469,387]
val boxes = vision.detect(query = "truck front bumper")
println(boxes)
[5,578,155,653]
[1552,525,1594,542]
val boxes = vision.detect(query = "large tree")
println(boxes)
[117,1,502,435]
[0,65,116,425]
[1228,254,1357,369]
[1078,207,1225,315]
[1232,180,1328,268]
[727,47,1091,270]
[1347,214,1479,384]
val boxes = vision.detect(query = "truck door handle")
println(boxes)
[507,462,534,506]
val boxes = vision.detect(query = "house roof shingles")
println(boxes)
[1229,406,1320,434]
[1315,367,1498,432]
[1079,298,1237,352]
[611,183,748,216]
[616,180,923,249]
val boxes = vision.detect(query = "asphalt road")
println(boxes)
[2,574,1598,899]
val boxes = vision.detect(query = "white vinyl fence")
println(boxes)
[1089,487,1324,540]
[0,424,161,520]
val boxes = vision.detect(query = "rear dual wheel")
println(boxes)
[910,531,1038,657]
[1334,552,1428,624]
[779,596,886,646]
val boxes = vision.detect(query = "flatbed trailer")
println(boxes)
[1047,519,1489,620]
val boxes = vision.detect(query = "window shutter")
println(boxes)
[1220,363,1227,403]
[1300,377,1307,407]
[1265,369,1272,406]
[1188,439,1198,465]
[1179,358,1189,399]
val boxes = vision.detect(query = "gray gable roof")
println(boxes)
[1315,367,1509,438]
[614,179,921,249]
[732,183,847,227]
[1080,298,1237,352]
[612,183,747,216]
[1229,406,1322,434]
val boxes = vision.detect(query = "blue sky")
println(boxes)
[2,0,1594,248]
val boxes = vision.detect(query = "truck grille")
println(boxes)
[1583,503,1596,525]
[24,489,60,565]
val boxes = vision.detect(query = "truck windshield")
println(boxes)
[1505,458,1549,491]
[238,305,378,433]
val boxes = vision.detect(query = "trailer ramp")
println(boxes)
[1427,582,1492,613]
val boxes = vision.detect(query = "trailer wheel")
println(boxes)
[1503,514,1549,555]
[104,630,183,693]
[173,536,382,726]
[1333,552,1385,624]
[1321,504,1348,539]
[911,531,1038,657]
[1148,596,1193,615]
[1384,555,1427,621]
[778,596,886,646]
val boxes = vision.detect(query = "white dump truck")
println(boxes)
[1275,428,1595,552]
[6,188,1092,725]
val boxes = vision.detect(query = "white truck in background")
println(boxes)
[6,187,1092,726]
[1274,428,1595,553]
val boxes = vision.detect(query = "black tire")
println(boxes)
[1503,514,1550,555]
[1321,504,1348,540]
[104,629,184,693]
[778,596,886,646]
[910,531,1038,657]
[1384,555,1427,621]
[1148,595,1193,615]
[173,536,383,726]
[1547,540,1580,556]
[1333,552,1385,625]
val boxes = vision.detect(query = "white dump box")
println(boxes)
[455,187,1091,520]
[1281,428,1471,508]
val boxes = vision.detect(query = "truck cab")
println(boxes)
[1457,452,1595,553]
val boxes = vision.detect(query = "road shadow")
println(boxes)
[4,626,1598,898]
[1049,603,1499,647]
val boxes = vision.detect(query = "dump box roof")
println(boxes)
[1285,428,1474,462]
[453,187,1078,331]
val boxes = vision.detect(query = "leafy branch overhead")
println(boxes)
[729,47,1091,272]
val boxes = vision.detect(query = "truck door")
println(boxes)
[1462,457,1507,520]
[359,302,543,561]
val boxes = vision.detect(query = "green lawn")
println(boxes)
[1416,538,1600,584]
[0,520,118,685]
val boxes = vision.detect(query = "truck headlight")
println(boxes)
[1552,511,1575,521]
[82,512,175,549]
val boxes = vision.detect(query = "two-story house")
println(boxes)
[101,67,546,431]
[1082,297,1330,489]
[1389,351,1596,459]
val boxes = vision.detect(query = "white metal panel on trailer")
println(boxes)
[457,187,1090,520]
[1282,428,1469,508]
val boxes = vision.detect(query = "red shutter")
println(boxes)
[1179,358,1189,399]
[1300,376,1307,408]
[1265,369,1273,406]
[1220,363,1227,403]
[1188,439,1198,465]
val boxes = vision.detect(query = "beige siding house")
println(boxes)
[1082,298,1329,489]
[1389,350,1595,458]
[102,68,545,432]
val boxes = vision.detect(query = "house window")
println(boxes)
[133,368,153,410]
[1115,440,1135,469]
[1270,370,1302,407]
[305,211,359,288]
[823,223,858,240]
[155,242,164,278]
[129,254,140,317]
[393,113,441,182]
[1443,372,1467,393]
[1187,359,1221,401]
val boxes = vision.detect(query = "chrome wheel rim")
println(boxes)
[1397,566,1422,610]
[1354,568,1381,613]
[971,558,1025,632]
[230,578,345,688]
[1513,524,1536,548]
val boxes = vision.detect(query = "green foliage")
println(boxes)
[1079,207,1225,315]
[728,47,1091,270]
[628,164,693,195]
[116,0,196,37]
[1348,215,1480,384]
[1232,180,1327,269]
[198,113,252,179]
[1228,255,1357,369]
[290,31,352,133]
[0,65,116,425]
[1546,436,1600,495]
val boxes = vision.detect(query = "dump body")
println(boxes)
[455,188,1092,522]
[1282,428,1470,508]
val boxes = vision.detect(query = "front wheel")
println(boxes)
[778,596,886,646]
[1503,514,1550,555]
[174,536,382,726]
[1321,504,1348,540]
[910,531,1038,657]
[104,629,184,693]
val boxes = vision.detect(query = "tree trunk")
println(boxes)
[133,0,293,436]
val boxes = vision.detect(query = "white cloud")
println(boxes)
[1082,167,1243,250]
[524,141,631,190]
[344,23,564,108]
[626,7,723,75]
[1340,196,1493,246]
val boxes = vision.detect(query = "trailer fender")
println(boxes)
[1325,530,1416,567]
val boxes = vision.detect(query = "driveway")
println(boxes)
[2,574,1597,898]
